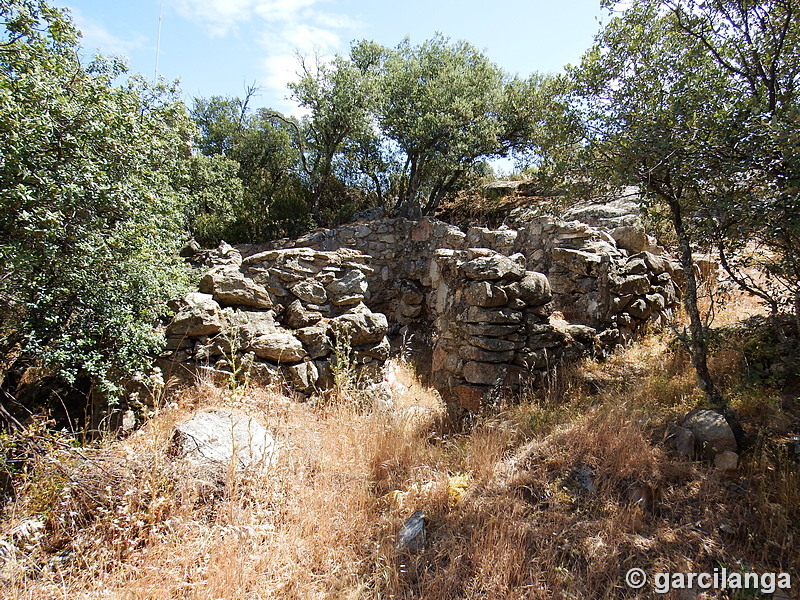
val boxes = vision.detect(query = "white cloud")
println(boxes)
[173,0,328,37]
[172,0,360,112]
[68,7,148,58]
[282,23,340,54]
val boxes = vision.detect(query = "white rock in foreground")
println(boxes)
[172,409,276,470]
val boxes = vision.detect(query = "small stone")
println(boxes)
[714,450,739,471]
[397,510,426,553]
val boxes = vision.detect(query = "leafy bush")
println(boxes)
[0,0,192,403]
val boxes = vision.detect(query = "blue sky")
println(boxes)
[58,0,609,115]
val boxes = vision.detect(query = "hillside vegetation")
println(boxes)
[1,290,798,599]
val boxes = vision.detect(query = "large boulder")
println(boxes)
[199,265,274,309]
[167,293,225,337]
[172,409,276,470]
[249,330,307,363]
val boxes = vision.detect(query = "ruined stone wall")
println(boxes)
[160,246,390,392]
[167,213,685,410]
[239,214,683,345]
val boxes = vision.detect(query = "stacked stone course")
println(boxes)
[161,245,389,391]
[167,211,686,411]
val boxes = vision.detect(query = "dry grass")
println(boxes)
[2,294,799,599]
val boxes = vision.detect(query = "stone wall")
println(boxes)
[168,212,684,410]
[239,214,683,344]
[428,248,597,412]
[160,246,390,392]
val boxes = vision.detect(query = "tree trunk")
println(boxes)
[665,195,722,405]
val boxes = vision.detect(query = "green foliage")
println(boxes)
[0,0,192,401]
[175,153,243,246]
[190,35,564,230]
[189,96,311,243]
[575,0,800,315]
[377,35,510,217]
[289,50,383,224]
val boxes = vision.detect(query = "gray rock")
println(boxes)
[231,309,278,347]
[714,450,739,471]
[285,361,319,391]
[283,299,322,329]
[468,336,521,352]
[355,337,391,361]
[289,279,327,305]
[681,408,738,456]
[250,330,307,363]
[610,225,650,253]
[463,361,508,385]
[463,281,508,307]
[397,510,426,553]
[462,306,523,324]
[326,268,368,299]
[506,272,552,306]
[329,307,388,346]
[295,324,331,359]
[462,254,525,281]
[464,323,521,337]
[199,265,274,309]
[551,247,602,276]
[610,274,651,296]
[167,293,225,337]
[172,409,276,470]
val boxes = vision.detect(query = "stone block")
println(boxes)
[462,254,526,281]
[551,247,603,276]
[463,361,508,385]
[250,330,307,363]
[458,345,516,363]
[453,384,492,412]
[462,306,523,324]
[463,281,508,307]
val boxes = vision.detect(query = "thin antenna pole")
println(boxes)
[154,0,164,81]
